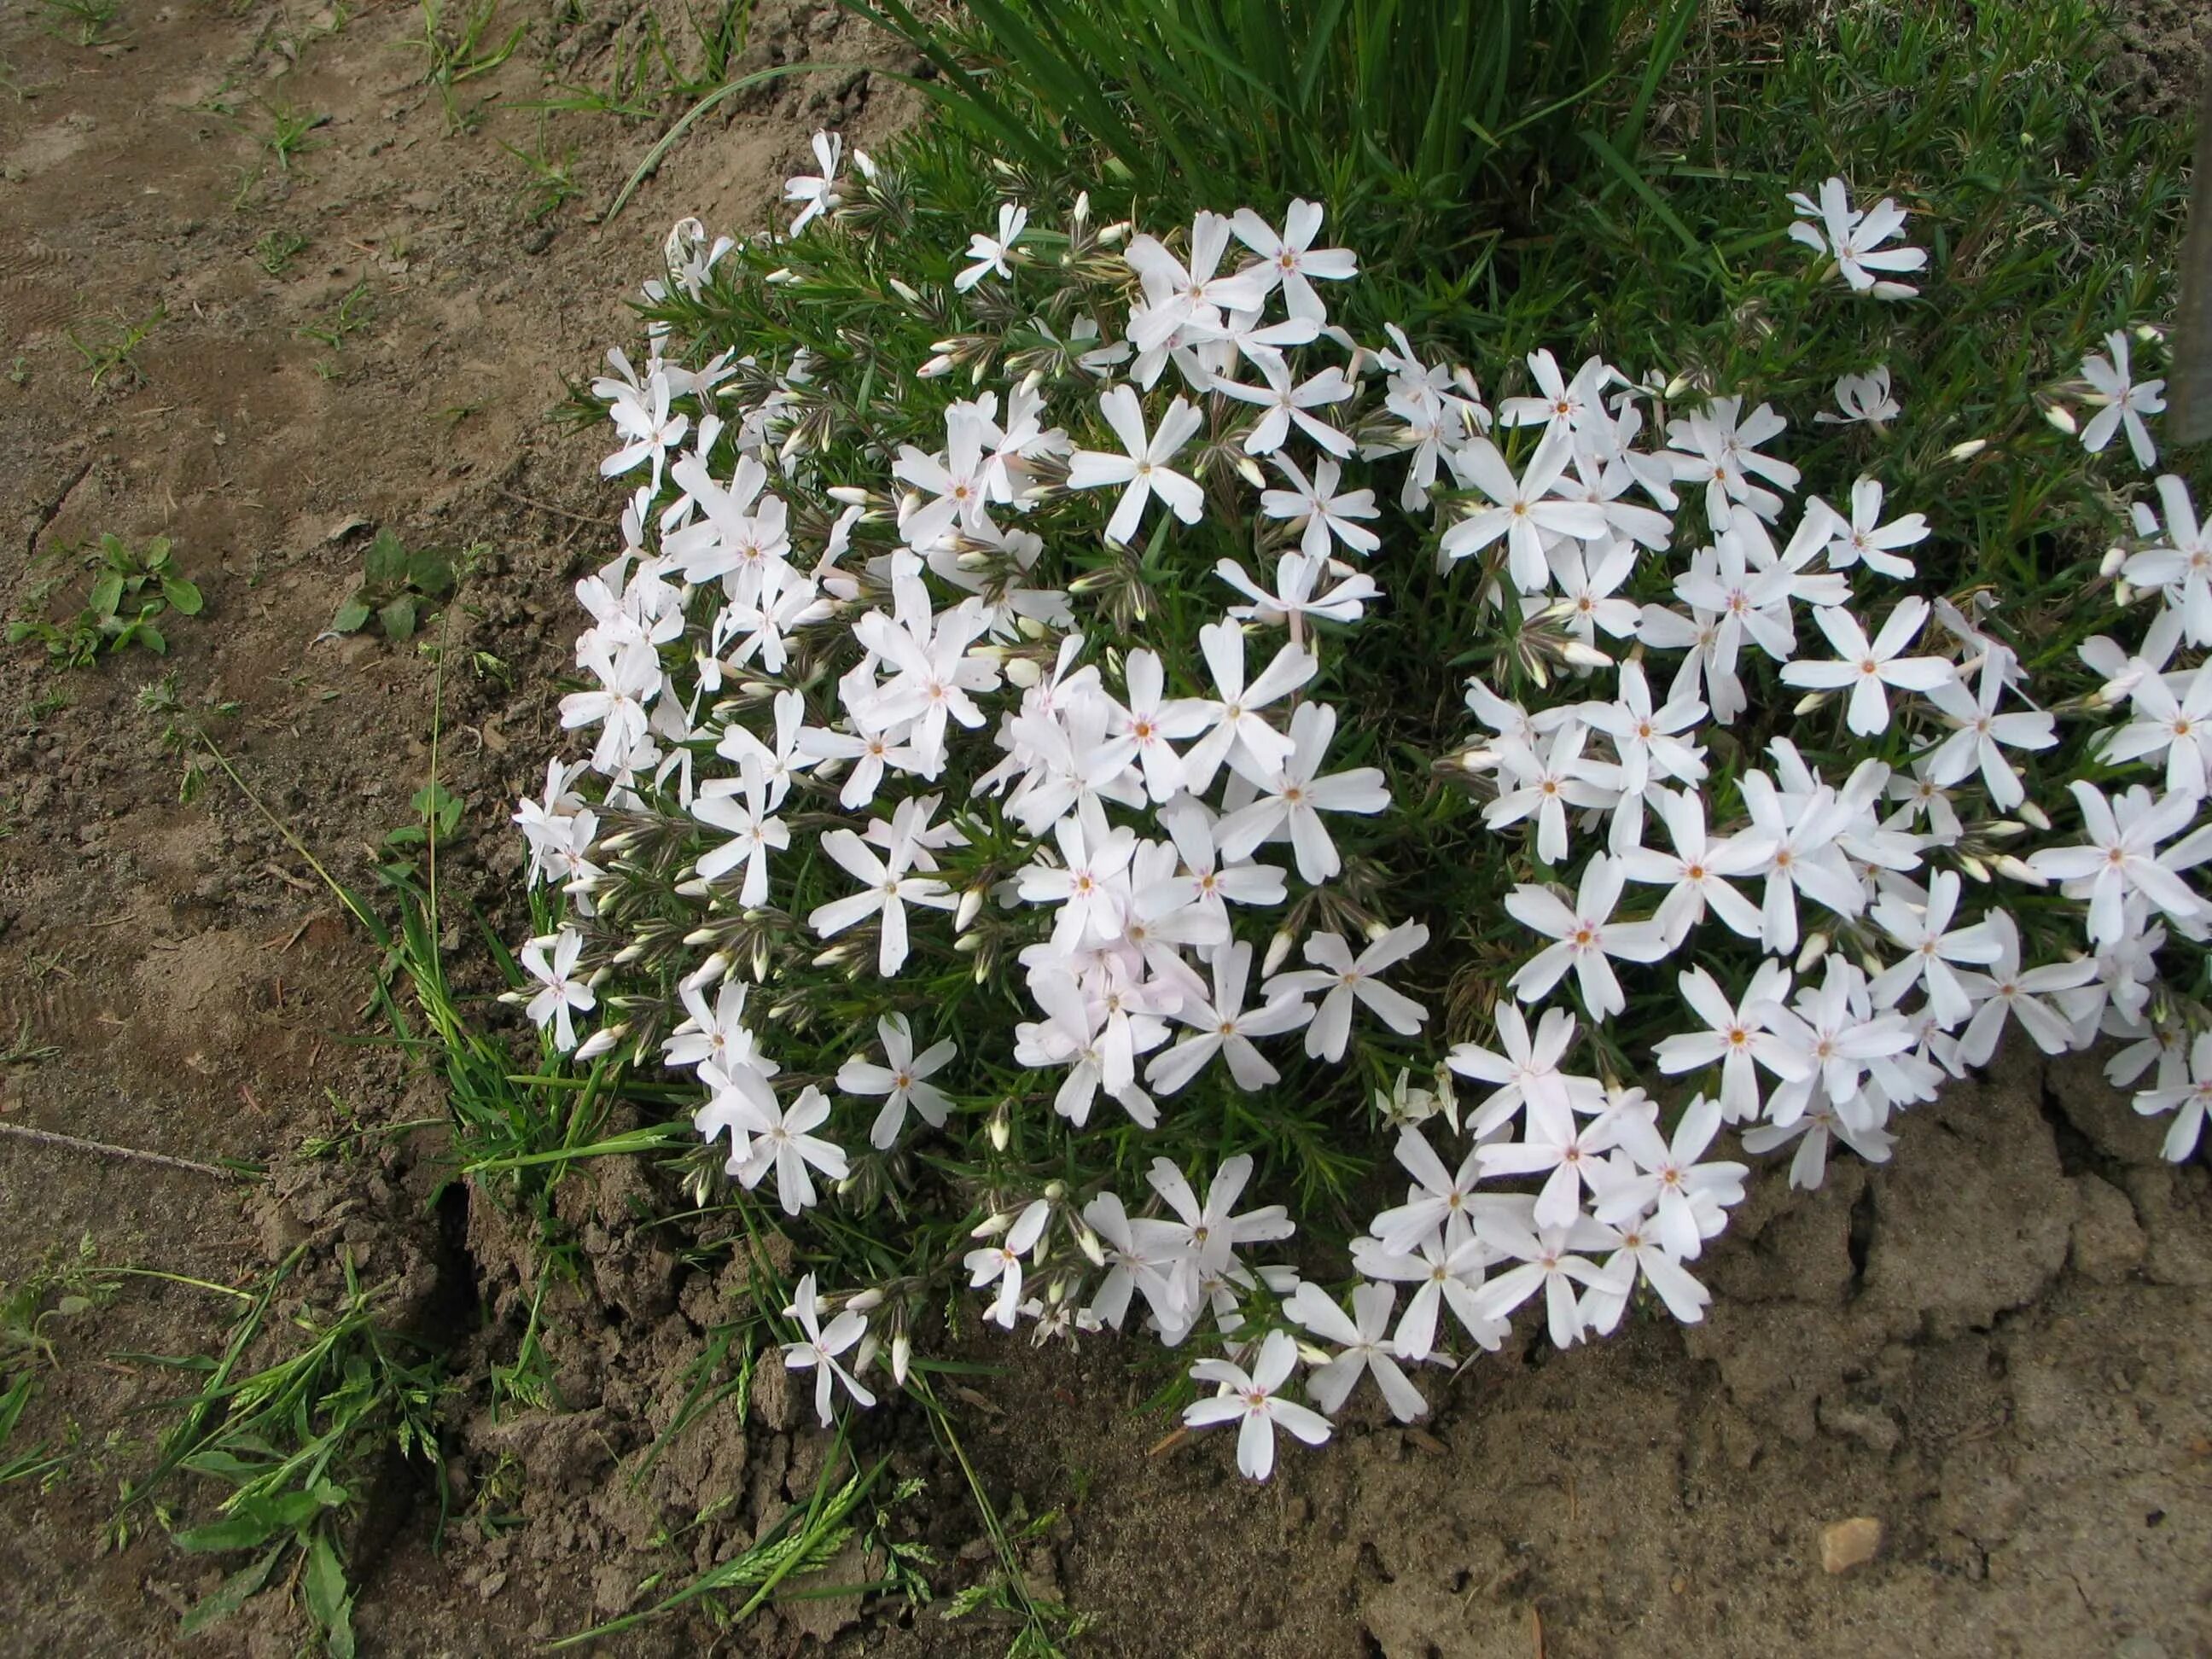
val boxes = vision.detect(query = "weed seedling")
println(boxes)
[407,0,525,134]
[8,533,202,667]
[64,305,164,389]
[499,127,580,222]
[328,527,453,643]
[295,281,374,351]
[259,102,329,171]
[40,0,123,47]
[253,228,310,276]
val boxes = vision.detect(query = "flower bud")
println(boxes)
[1959,853,1990,882]
[2043,404,2078,436]
[956,887,985,932]
[1795,932,1830,974]
[847,1287,885,1313]
[682,952,731,992]
[1994,853,2046,886]
[891,1333,911,1386]
[674,877,711,899]
[1947,439,1988,462]
[2115,580,2135,607]
[2098,544,2127,578]
[855,1331,881,1374]
[888,278,922,306]
[988,1100,1012,1152]
[1262,928,1296,977]
[2017,800,2052,831]
[1074,1224,1106,1269]
[574,1025,621,1060]
[1792,690,1830,717]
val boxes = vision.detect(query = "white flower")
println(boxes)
[1467,1214,1627,1352]
[1229,200,1357,322]
[1786,177,1928,299]
[1266,922,1431,1062]
[2132,1031,2212,1161]
[691,759,789,905]
[730,1086,850,1215]
[1505,858,1669,1018]
[1260,455,1382,562]
[1066,385,1207,545]
[1215,551,1382,631]
[2079,329,2165,470]
[2125,475,2212,643]
[1592,1094,1747,1260]
[1183,1330,1332,1481]
[1666,397,1800,524]
[1820,478,1926,578]
[807,827,958,975]
[1447,1004,1602,1136]
[521,929,593,1052]
[1217,701,1389,882]
[1124,210,1270,353]
[1016,798,1138,951]
[1483,724,1621,865]
[1081,1191,1191,1333]
[1653,963,1813,1122]
[1285,1283,1427,1421]
[1178,620,1315,794]
[1619,786,1772,944]
[955,202,1027,292]
[1952,911,2096,1067]
[1476,1092,1627,1228]
[1371,1126,1485,1253]
[1780,595,1954,735]
[1868,870,2004,1027]
[784,131,847,234]
[2025,781,2205,946]
[964,1199,1051,1328]
[1146,940,1313,1095]
[1439,428,1610,591]
[1353,1230,1505,1359]
[1150,1154,1293,1318]
[1813,365,1901,425]
[1920,661,2055,811]
[2102,661,2212,795]
[781,1273,875,1426]
[840,1014,958,1150]
[1213,358,1354,457]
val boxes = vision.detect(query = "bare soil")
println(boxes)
[1,3,2208,1656]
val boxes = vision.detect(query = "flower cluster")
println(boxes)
[511,148,2208,1481]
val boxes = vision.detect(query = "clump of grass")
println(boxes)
[407,0,526,134]
[64,305,163,389]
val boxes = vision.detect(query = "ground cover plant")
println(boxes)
[492,0,2209,1502]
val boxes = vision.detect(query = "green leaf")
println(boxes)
[331,598,373,634]
[0,1372,33,1448]
[301,1532,355,1658]
[406,549,454,597]
[363,528,408,587]
[377,596,416,641]
[178,1544,284,1635]
[85,571,125,620]
[162,578,203,616]
[173,1511,282,1554]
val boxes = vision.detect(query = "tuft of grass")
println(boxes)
[259,102,330,172]
[64,304,164,389]
[498,126,582,222]
[41,0,123,47]
[406,0,526,134]
[253,227,311,276]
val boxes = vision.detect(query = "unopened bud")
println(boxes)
[855,1331,881,1374]
[1262,928,1296,976]
[956,887,985,931]
[573,1025,621,1060]
[888,277,922,306]
[1792,690,1829,716]
[2116,579,2136,607]
[2043,404,2078,436]
[847,1287,885,1313]
[683,952,731,992]
[1959,853,1990,882]
[2018,800,2052,831]
[1074,1224,1106,1268]
[1947,439,1988,462]
[891,1333,911,1385]
[1994,853,2046,886]
[2099,544,2127,578]
[827,485,871,506]
[988,1102,1011,1152]
[1795,932,1830,974]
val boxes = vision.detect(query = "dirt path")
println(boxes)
[1,3,2208,1656]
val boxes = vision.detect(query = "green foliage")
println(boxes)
[253,227,311,276]
[65,305,163,388]
[296,280,375,352]
[8,533,202,667]
[838,0,1684,295]
[330,527,453,643]
[498,125,581,221]
[407,0,526,134]
[116,1249,448,1656]
[259,102,329,171]
[41,0,123,47]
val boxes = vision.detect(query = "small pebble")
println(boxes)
[1820,1516,1883,1575]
